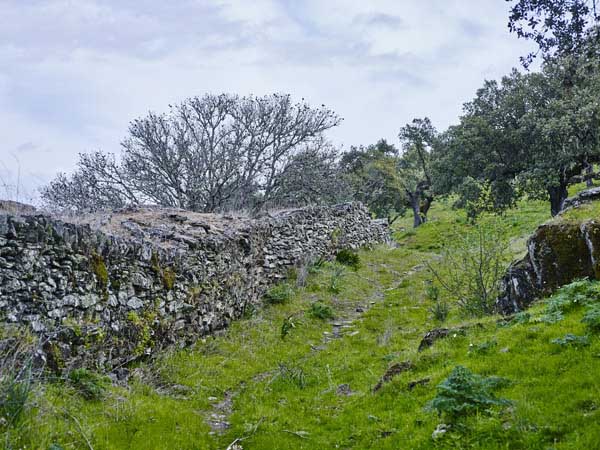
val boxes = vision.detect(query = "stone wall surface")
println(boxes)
[496,219,600,314]
[0,202,389,371]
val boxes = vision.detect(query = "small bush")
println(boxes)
[0,366,32,427]
[329,265,345,294]
[512,311,531,325]
[551,334,590,347]
[0,330,40,429]
[277,363,307,389]
[264,284,294,305]
[281,315,297,340]
[308,302,334,320]
[582,303,600,332]
[426,283,449,323]
[241,302,257,319]
[335,249,360,269]
[68,368,108,400]
[308,257,325,274]
[426,366,511,422]
[427,220,510,317]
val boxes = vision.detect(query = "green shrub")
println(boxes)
[281,315,297,340]
[241,302,257,319]
[68,368,108,401]
[0,332,38,429]
[329,265,345,294]
[308,302,334,320]
[427,220,510,317]
[335,249,360,269]
[0,366,32,427]
[264,284,294,305]
[308,257,325,274]
[426,283,449,323]
[551,334,590,347]
[277,363,307,389]
[512,311,531,324]
[426,366,511,422]
[582,303,600,332]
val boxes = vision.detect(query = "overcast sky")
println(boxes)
[0,0,534,203]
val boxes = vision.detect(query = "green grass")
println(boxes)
[12,197,600,449]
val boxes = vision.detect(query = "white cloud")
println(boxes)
[0,0,535,202]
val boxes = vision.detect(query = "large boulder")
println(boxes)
[497,219,600,314]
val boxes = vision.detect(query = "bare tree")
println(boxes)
[267,138,348,208]
[41,93,342,213]
[41,152,134,213]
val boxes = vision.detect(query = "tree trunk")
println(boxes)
[586,163,594,188]
[548,183,569,216]
[410,195,423,228]
[420,195,433,224]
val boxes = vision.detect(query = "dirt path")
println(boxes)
[203,260,426,436]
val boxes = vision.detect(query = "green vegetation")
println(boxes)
[67,369,109,401]
[427,219,511,316]
[12,3,599,448]
[162,267,176,291]
[335,248,361,269]
[263,283,294,305]
[307,301,334,320]
[90,252,109,290]
[9,197,600,449]
[426,283,449,323]
[426,365,511,422]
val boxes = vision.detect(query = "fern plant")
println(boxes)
[582,303,600,332]
[426,366,511,422]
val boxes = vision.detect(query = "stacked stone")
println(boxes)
[0,202,389,371]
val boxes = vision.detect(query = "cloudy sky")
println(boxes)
[0,0,534,202]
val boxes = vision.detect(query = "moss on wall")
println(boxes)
[90,252,109,290]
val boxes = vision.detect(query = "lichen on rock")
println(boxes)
[0,202,389,371]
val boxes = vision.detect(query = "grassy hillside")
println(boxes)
[9,195,600,449]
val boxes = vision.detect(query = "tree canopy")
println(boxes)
[42,94,341,213]
[434,49,600,216]
[508,0,600,66]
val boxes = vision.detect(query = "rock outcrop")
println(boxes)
[561,187,600,211]
[496,219,600,314]
[0,202,389,371]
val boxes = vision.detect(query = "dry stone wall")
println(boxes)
[0,202,388,371]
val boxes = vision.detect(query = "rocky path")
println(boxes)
[203,260,426,436]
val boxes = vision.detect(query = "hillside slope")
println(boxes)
[8,196,600,450]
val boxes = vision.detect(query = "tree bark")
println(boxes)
[548,183,569,216]
[586,163,594,188]
[410,195,423,228]
[420,195,433,224]
[409,188,433,228]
